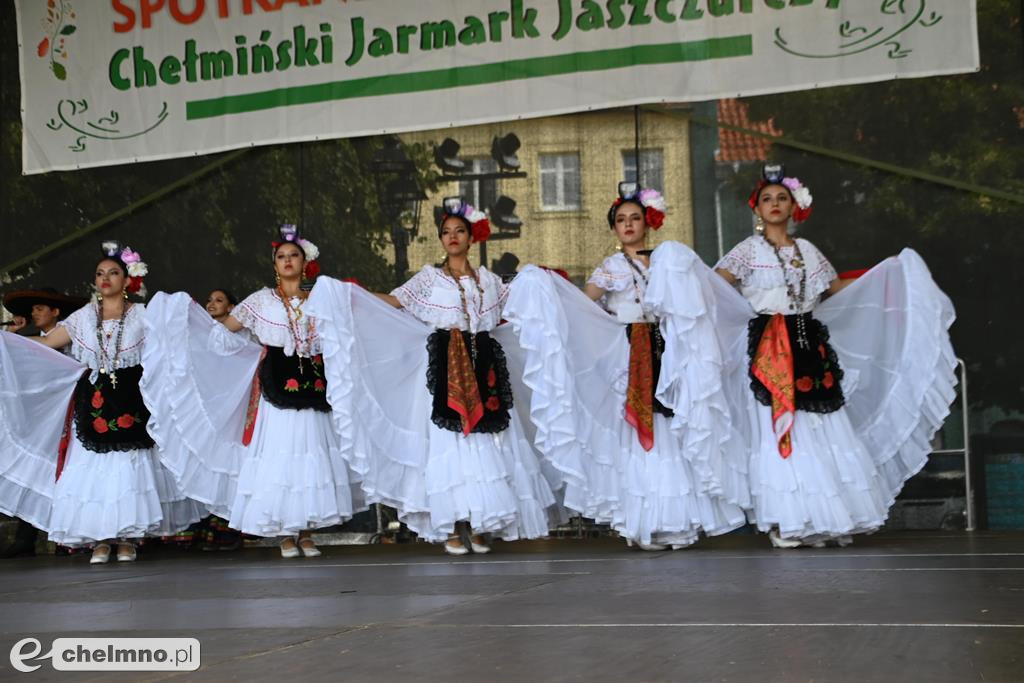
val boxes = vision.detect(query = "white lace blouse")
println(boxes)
[587,252,657,323]
[233,287,322,356]
[716,236,837,315]
[59,303,146,381]
[391,265,507,333]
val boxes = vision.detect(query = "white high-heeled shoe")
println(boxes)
[769,529,802,549]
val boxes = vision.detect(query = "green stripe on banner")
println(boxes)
[186,35,752,121]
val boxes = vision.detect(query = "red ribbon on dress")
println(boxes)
[55,391,77,480]
[446,330,483,436]
[625,323,655,452]
[242,347,267,445]
[751,313,795,458]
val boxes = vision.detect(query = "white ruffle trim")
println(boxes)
[307,278,428,517]
[141,292,262,518]
[820,249,958,501]
[48,437,206,546]
[747,405,892,539]
[503,266,624,521]
[0,331,87,531]
[645,241,751,510]
[228,398,358,536]
[612,415,747,545]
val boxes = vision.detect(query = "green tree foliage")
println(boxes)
[740,0,1023,412]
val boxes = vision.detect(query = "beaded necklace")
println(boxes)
[443,258,483,361]
[277,285,314,373]
[621,251,650,308]
[764,235,810,349]
[94,300,129,388]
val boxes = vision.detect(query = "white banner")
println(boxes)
[17,0,978,174]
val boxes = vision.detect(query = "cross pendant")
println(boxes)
[110,371,118,389]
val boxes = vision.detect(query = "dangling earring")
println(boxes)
[275,271,282,288]
[754,215,765,235]
[122,289,129,302]
[94,287,102,304]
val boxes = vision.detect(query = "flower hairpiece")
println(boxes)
[437,197,491,243]
[99,241,148,296]
[749,164,814,223]
[272,225,321,280]
[608,183,667,230]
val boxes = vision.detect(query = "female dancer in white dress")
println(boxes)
[308,198,555,555]
[583,185,747,549]
[497,184,747,550]
[145,226,360,558]
[0,242,204,563]
[715,164,958,547]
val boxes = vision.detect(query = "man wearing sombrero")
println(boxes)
[3,287,86,345]
[0,286,86,557]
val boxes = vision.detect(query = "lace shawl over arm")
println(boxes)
[390,266,444,322]
[715,237,757,284]
[799,238,839,302]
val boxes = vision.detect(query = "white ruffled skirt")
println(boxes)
[48,425,205,546]
[746,403,891,539]
[611,414,747,546]
[228,398,357,537]
[397,412,555,543]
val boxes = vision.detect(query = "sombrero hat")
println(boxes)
[2,288,88,320]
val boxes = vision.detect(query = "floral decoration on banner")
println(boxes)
[38,0,76,81]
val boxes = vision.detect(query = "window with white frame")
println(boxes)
[622,149,664,193]
[539,153,581,210]
[458,158,499,210]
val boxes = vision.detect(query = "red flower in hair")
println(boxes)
[116,414,135,429]
[304,260,321,280]
[91,391,104,409]
[93,417,109,434]
[795,376,814,393]
[485,396,501,411]
[645,207,665,230]
[471,218,491,243]
[126,277,143,294]
[792,205,813,223]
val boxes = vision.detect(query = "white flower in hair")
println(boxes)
[101,241,119,256]
[465,207,487,225]
[791,186,813,210]
[127,262,148,278]
[297,238,319,262]
[638,188,666,213]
